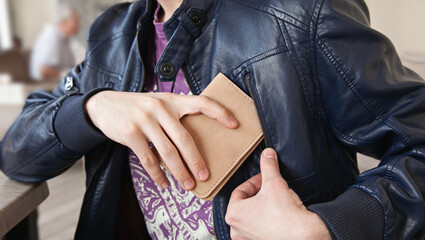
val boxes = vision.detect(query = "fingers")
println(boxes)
[128,131,169,189]
[229,174,262,202]
[260,148,306,209]
[159,111,209,182]
[142,121,195,191]
[260,148,286,187]
[182,95,238,129]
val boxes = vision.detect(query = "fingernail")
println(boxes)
[263,148,276,159]
[198,168,209,181]
[161,181,169,189]
[184,179,194,190]
[230,116,238,127]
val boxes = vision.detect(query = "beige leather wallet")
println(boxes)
[155,73,264,200]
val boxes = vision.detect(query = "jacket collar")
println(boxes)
[137,0,219,37]
[138,0,220,83]
[162,0,219,38]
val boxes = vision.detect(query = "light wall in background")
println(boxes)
[0,0,12,49]
[10,0,55,49]
[9,0,127,50]
[365,0,425,78]
[365,0,425,53]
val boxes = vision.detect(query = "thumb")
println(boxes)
[260,148,285,185]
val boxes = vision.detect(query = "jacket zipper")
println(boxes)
[211,202,217,238]
[136,29,147,93]
[244,71,270,148]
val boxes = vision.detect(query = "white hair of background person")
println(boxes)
[53,4,77,25]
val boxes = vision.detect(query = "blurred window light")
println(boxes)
[0,0,12,50]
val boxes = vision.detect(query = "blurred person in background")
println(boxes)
[29,5,79,81]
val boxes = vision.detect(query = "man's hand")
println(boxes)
[40,64,60,80]
[226,148,331,240]
[86,91,238,190]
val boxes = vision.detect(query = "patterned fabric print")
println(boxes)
[129,151,216,239]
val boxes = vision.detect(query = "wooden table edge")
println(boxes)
[0,181,49,236]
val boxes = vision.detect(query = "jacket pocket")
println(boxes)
[82,61,123,91]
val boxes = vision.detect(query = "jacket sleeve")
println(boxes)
[0,2,140,183]
[0,63,109,183]
[307,0,425,239]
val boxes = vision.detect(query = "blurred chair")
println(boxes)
[0,49,33,83]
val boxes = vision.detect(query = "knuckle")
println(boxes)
[176,130,192,144]
[149,169,165,183]
[187,156,204,169]
[136,110,153,122]
[198,95,210,105]
[173,168,190,182]
[217,106,228,116]
[125,123,139,136]
[140,156,157,168]
[148,97,166,109]
[198,95,209,101]
[159,143,177,157]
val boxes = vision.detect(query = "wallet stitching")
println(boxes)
[192,77,263,197]
[223,77,255,104]
[160,76,264,198]
[192,131,263,197]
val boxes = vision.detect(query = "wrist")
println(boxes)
[303,212,332,240]
[85,91,108,128]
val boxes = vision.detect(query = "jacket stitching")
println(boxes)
[413,148,425,156]
[183,60,202,94]
[301,176,336,202]
[231,0,309,32]
[86,32,136,59]
[329,124,372,145]
[312,0,382,144]
[85,61,123,80]
[246,69,273,148]
[310,0,326,119]
[4,140,61,176]
[276,18,318,119]
[131,54,142,92]
[308,0,321,27]
[232,68,275,149]
[384,118,412,145]
[316,38,410,147]
[231,46,289,77]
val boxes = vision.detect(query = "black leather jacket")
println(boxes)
[1,0,425,239]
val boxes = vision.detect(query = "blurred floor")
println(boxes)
[0,104,22,137]
[37,160,84,240]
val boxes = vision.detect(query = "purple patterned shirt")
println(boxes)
[128,5,216,240]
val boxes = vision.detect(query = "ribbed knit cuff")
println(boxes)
[54,88,111,153]
[308,188,385,240]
